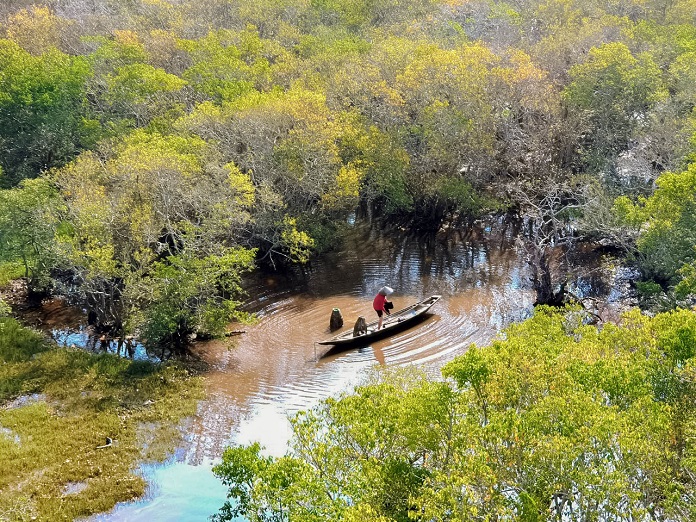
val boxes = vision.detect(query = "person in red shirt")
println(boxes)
[373,286,393,330]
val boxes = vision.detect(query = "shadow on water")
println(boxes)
[17,298,161,362]
[52,327,155,361]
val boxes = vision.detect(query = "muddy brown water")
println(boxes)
[45,218,622,521]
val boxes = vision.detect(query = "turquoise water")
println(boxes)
[91,460,230,521]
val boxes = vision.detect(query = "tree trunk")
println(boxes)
[528,246,566,306]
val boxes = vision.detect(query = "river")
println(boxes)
[58,217,621,521]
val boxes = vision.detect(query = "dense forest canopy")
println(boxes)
[0,0,695,344]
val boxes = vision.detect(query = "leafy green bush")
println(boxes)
[0,261,23,287]
[0,298,10,317]
[636,280,663,297]
[615,163,696,287]
[0,317,48,363]
[213,307,696,522]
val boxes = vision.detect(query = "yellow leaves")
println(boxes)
[280,217,314,263]
[669,50,696,97]
[57,161,118,276]
[216,85,330,129]
[176,27,282,101]
[225,163,255,208]
[664,0,696,24]
[82,240,119,277]
[327,62,405,115]
[54,132,206,275]
[176,101,223,135]
[397,42,498,115]
[127,202,156,242]
[321,164,363,210]
[113,30,141,47]
[567,41,666,109]
[53,127,262,298]
[376,79,405,108]
[496,50,556,113]
[5,6,66,55]
[105,63,187,114]
[505,51,546,82]
[143,29,181,69]
[273,87,331,126]
[63,193,115,272]
[342,504,393,522]
[116,130,205,178]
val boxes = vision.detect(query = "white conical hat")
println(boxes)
[378,286,394,296]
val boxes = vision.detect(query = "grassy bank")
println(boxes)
[0,261,23,288]
[0,317,204,521]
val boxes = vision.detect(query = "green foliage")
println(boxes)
[0,298,9,318]
[0,40,92,186]
[127,249,256,348]
[615,162,696,287]
[178,28,279,102]
[0,261,24,287]
[564,42,667,169]
[675,260,696,298]
[636,279,663,297]
[344,124,413,215]
[1,0,696,343]
[53,129,258,343]
[278,217,315,263]
[0,317,47,363]
[396,42,499,180]
[214,307,696,521]
[442,345,490,415]
[87,32,149,70]
[84,31,185,133]
[214,366,453,522]
[104,62,187,126]
[310,0,436,29]
[0,178,64,290]
[432,176,496,217]
[183,87,362,259]
[212,443,280,521]
[3,1,696,518]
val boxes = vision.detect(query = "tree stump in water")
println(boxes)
[329,308,343,331]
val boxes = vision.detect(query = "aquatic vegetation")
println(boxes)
[0,318,203,521]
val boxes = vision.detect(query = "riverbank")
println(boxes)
[0,317,204,521]
[2,221,637,520]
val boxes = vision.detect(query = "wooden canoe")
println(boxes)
[317,295,441,347]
